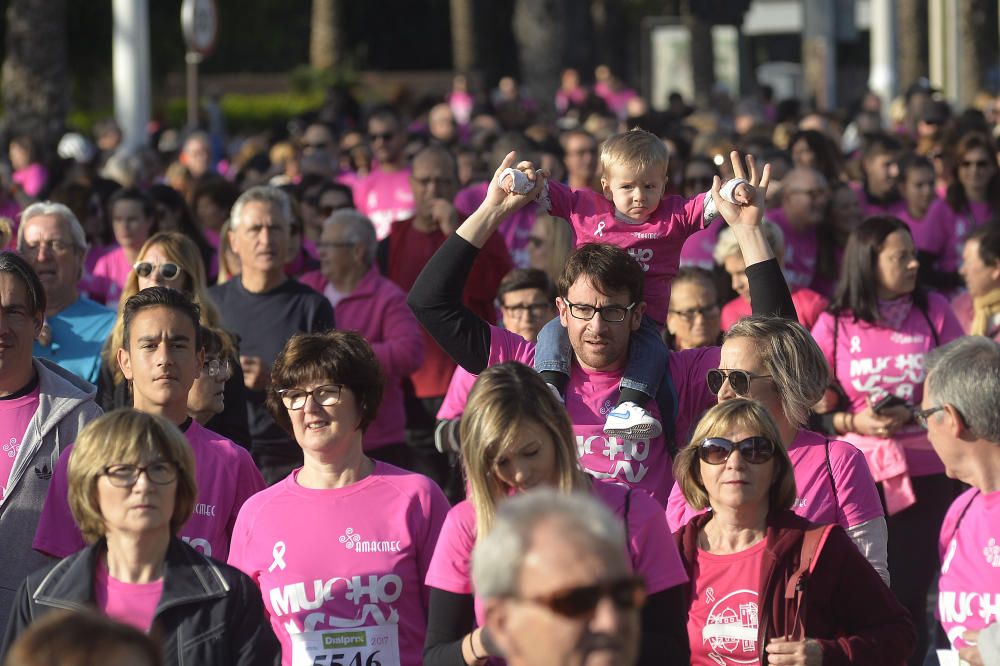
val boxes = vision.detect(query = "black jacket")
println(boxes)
[1,537,280,666]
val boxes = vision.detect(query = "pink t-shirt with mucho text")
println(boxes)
[937,488,1000,650]
[33,421,265,562]
[810,294,964,477]
[426,480,689,627]
[227,463,449,666]
[687,538,768,666]
[95,565,163,633]
[546,180,706,325]
[666,429,884,532]
[487,326,719,506]
[355,168,415,241]
[0,386,40,500]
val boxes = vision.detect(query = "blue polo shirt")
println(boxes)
[33,296,116,384]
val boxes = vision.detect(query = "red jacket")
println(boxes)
[381,218,512,398]
[675,510,915,665]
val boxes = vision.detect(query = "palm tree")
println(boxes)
[2,0,68,151]
[450,0,475,73]
[310,0,344,71]
[897,0,929,89]
[512,0,569,116]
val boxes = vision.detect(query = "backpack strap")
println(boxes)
[623,488,633,557]
[941,490,979,549]
[783,524,835,640]
[823,439,841,517]
[915,299,940,347]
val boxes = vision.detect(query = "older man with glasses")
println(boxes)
[473,489,645,666]
[17,201,115,384]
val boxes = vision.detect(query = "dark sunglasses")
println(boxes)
[520,575,646,619]
[133,261,181,281]
[698,436,776,465]
[369,131,396,142]
[706,368,772,396]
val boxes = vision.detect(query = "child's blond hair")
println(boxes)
[600,128,669,177]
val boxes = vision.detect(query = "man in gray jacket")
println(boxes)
[0,252,101,630]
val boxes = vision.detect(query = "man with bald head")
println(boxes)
[767,167,830,291]
[378,146,511,488]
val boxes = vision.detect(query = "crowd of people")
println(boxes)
[1,66,1000,666]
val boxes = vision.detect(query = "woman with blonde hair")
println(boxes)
[674,399,915,665]
[96,231,249,445]
[423,361,689,665]
[526,211,574,284]
[1,410,279,665]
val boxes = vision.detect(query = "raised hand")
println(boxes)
[714,151,770,230]
[483,151,546,216]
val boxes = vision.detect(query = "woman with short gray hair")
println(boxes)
[666,315,890,584]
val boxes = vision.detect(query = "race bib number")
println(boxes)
[291,624,400,666]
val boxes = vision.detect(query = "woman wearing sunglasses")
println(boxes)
[667,316,889,582]
[424,362,689,666]
[1,410,281,665]
[674,399,915,666]
[96,231,250,447]
[227,330,450,666]
[811,215,964,664]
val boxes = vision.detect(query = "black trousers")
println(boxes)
[880,473,958,666]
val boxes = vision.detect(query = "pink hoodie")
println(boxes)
[300,266,425,449]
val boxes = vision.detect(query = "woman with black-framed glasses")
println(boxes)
[673,399,915,665]
[1,409,281,665]
[227,330,449,666]
[666,316,889,584]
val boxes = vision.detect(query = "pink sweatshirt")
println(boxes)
[300,267,425,450]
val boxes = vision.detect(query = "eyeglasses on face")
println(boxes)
[706,368,773,397]
[203,358,233,381]
[914,405,945,429]
[698,436,776,465]
[133,261,181,281]
[277,384,343,410]
[562,299,636,323]
[23,239,76,255]
[518,575,646,619]
[669,305,720,322]
[369,132,396,143]
[502,302,552,318]
[102,461,178,487]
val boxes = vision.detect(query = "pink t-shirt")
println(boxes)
[546,180,706,325]
[455,182,536,268]
[13,163,48,197]
[810,294,964,477]
[426,481,688,628]
[720,288,829,332]
[898,207,950,267]
[850,182,908,219]
[687,538,767,666]
[436,366,478,420]
[679,219,725,270]
[95,565,164,632]
[227,463,449,666]
[0,386,41,500]
[766,208,817,292]
[937,488,1000,650]
[926,198,995,273]
[34,421,265,561]
[487,326,719,506]
[355,168,415,240]
[666,429,884,532]
[91,246,132,304]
